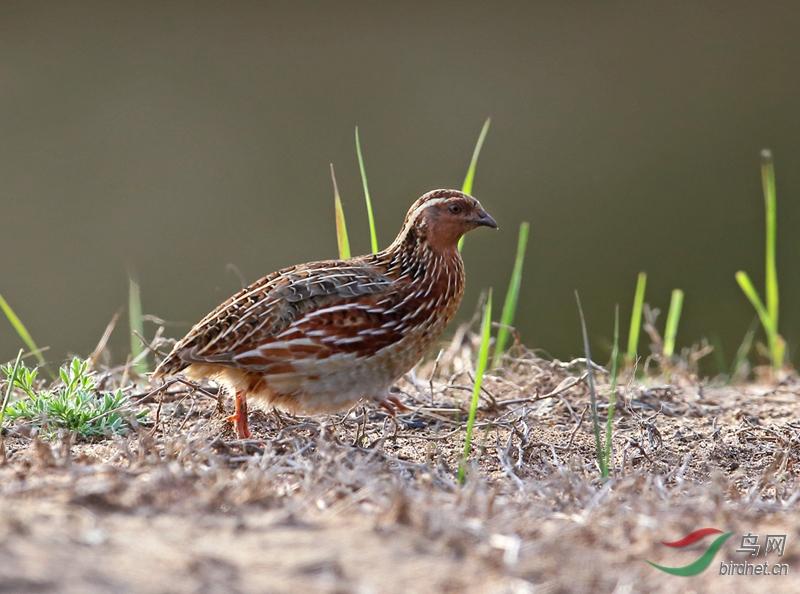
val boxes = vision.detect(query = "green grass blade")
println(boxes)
[662,289,684,358]
[761,150,778,330]
[355,126,379,253]
[735,152,784,370]
[575,291,605,477]
[462,117,491,196]
[128,277,148,375]
[492,221,530,368]
[760,149,783,369]
[603,306,619,477]
[330,163,351,259]
[735,271,772,337]
[735,270,785,369]
[458,117,491,252]
[0,349,24,428]
[458,289,493,485]
[0,293,50,374]
[774,335,786,371]
[625,272,647,361]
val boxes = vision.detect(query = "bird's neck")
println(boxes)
[377,228,464,308]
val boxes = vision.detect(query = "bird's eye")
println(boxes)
[448,204,463,214]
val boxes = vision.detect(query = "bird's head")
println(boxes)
[398,189,498,251]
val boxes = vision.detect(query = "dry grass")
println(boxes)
[0,327,798,594]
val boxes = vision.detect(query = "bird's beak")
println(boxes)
[473,208,498,229]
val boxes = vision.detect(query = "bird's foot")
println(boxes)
[379,394,409,416]
[226,391,252,439]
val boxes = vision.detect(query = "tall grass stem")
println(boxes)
[603,306,620,477]
[575,291,606,476]
[128,277,148,375]
[458,289,493,484]
[492,221,529,368]
[458,117,491,251]
[355,126,379,253]
[735,150,785,370]
[0,294,51,377]
[662,289,684,358]
[761,150,778,331]
[0,349,24,428]
[626,272,647,362]
[330,164,351,259]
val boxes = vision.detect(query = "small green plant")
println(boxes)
[1,357,146,439]
[492,221,530,368]
[575,291,607,477]
[735,150,785,371]
[355,126,379,253]
[602,306,620,478]
[458,289,493,484]
[626,272,647,363]
[330,164,351,259]
[0,293,52,377]
[128,276,148,374]
[458,117,491,252]
[662,289,684,358]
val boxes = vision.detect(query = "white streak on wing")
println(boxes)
[409,301,427,319]
[238,269,381,322]
[360,328,387,336]
[421,283,432,298]
[238,296,280,321]
[386,291,416,314]
[298,302,371,321]
[358,281,389,290]
[331,336,364,345]
[259,337,317,350]
[234,347,262,361]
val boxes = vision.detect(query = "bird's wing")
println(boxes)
[156,260,411,374]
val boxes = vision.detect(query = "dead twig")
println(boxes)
[495,372,588,407]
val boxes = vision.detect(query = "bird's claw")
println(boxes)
[379,394,409,416]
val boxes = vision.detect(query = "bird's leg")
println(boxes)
[378,393,409,416]
[226,390,251,439]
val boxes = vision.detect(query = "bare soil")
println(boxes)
[1,343,798,594]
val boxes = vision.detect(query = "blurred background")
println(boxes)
[1,1,798,368]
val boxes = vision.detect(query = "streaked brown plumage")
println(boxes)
[153,189,497,437]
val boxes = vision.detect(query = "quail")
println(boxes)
[153,189,497,438]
